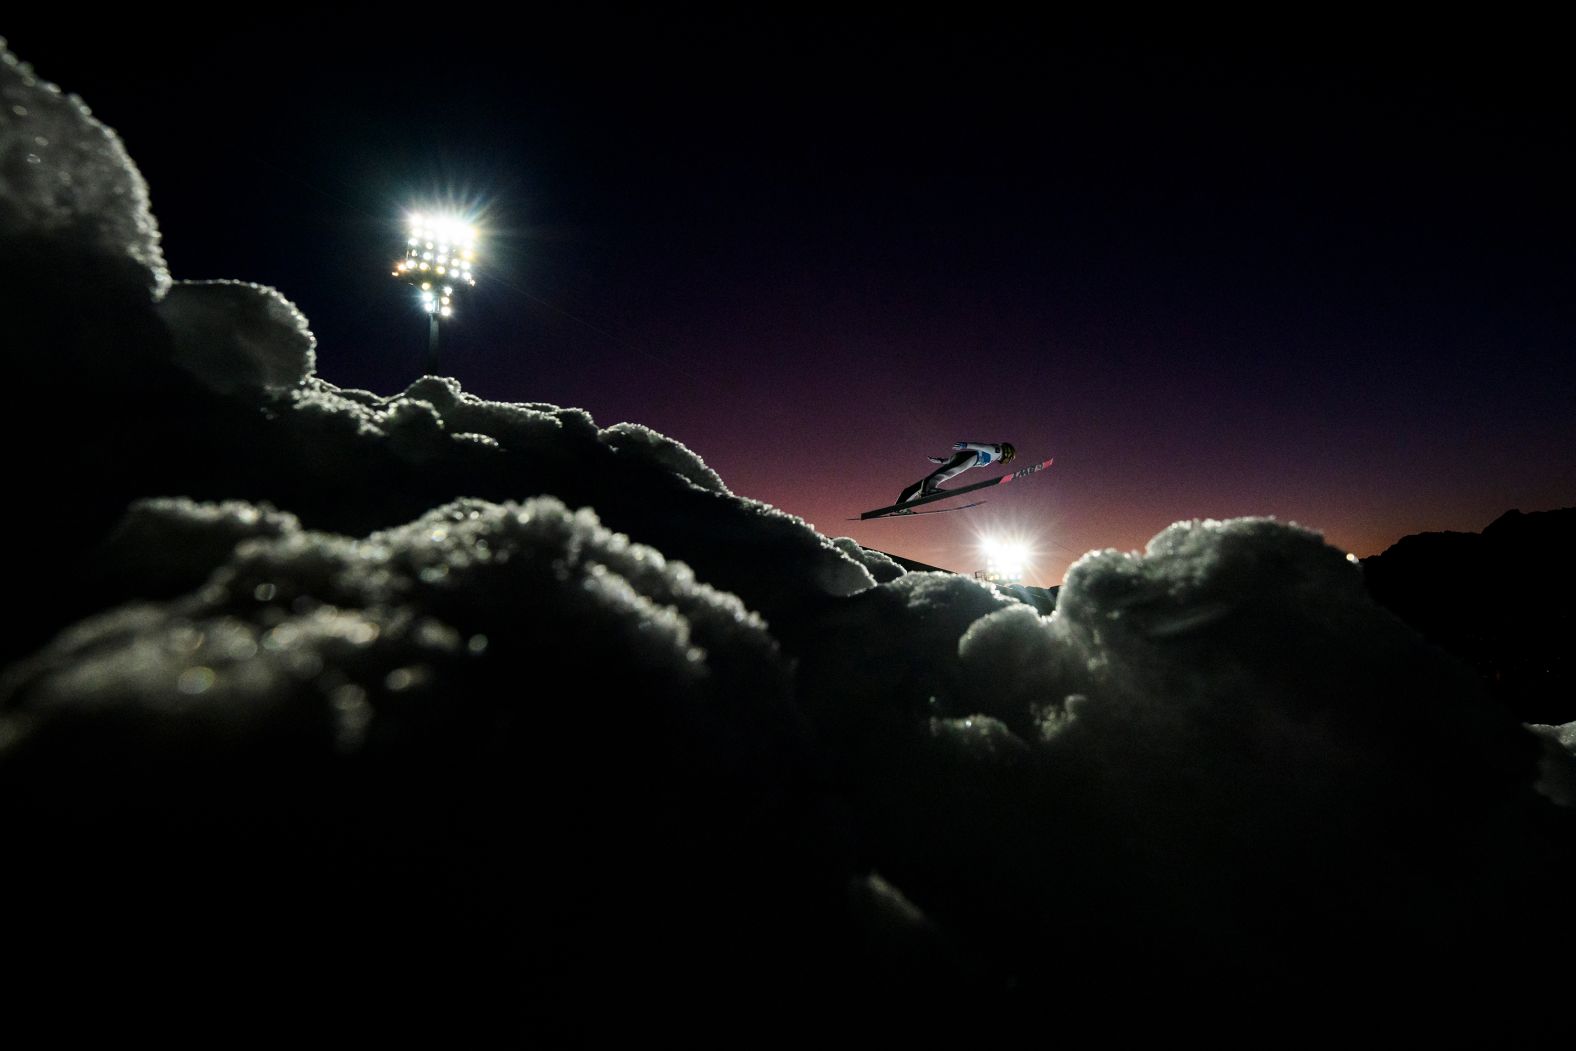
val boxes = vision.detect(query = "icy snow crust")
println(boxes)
[3,42,1574,1046]
[0,45,166,295]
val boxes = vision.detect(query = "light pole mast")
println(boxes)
[428,312,440,375]
[392,212,477,376]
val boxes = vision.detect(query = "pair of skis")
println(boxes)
[854,457,1054,520]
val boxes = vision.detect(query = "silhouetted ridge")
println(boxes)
[1363,507,1576,723]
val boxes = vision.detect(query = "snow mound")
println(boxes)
[3,495,789,742]
[1529,721,1576,807]
[0,41,166,296]
[157,279,317,392]
[599,420,729,493]
[830,536,906,583]
[256,374,878,615]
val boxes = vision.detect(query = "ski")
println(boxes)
[845,500,986,521]
[858,457,1053,520]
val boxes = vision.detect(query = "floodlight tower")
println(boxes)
[392,212,478,375]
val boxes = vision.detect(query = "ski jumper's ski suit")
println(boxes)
[897,442,1013,504]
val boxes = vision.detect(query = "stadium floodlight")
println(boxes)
[393,210,479,373]
[979,536,1031,584]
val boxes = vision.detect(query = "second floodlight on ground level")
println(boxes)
[978,535,1031,584]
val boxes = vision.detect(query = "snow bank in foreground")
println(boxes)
[4,493,796,771]
[7,502,1567,1041]
[0,43,165,294]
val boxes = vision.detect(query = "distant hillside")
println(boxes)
[1362,508,1576,724]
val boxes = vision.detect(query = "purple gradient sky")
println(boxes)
[9,12,1572,586]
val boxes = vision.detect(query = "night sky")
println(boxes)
[9,12,1572,585]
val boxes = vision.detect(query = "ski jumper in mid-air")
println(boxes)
[897,441,1016,504]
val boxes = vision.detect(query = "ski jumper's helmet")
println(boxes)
[1001,442,1016,463]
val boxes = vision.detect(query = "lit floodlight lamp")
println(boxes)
[980,536,1031,584]
[393,209,480,374]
